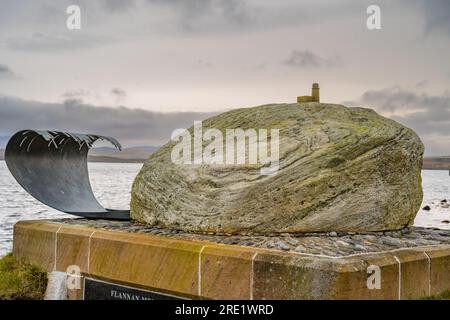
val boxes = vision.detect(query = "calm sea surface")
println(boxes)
[0,161,449,256]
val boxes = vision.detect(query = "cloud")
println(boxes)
[350,86,450,114]
[283,50,343,68]
[110,87,127,102]
[420,0,450,36]
[0,0,249,51]
[101,0,138,12]
[346,86,450,156]
[0,95,217,147]
[61,89,90,100]
[144,0,250,31]
[0,64,16,79]
[415,80,428,88]
[5,32,114,52]
[147,0,248,21]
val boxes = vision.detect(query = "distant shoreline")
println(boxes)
[0,158,145,164]
[1,154,450,168]
[0,147,152,164]
[87,156,145,163]
[422,157,450,170]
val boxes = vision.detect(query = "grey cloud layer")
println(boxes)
[347,87,450,156]
[110,88,127,100]
[0,64,15,79]
[100,0,137,12]
[1,0,248,52]
[0,95,216,147]
[5,32,114,52]
[421,0,450,35]
[2,88,450,155]
[283,50,343,68]
[61,89,90,99]
[101,0,248,24]
[3,0,448,54]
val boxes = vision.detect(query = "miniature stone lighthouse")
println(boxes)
[311,83,320,102]
[297,83,320,103]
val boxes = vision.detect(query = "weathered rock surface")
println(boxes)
[131,102,424,234]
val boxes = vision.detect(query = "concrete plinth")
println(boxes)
[13,220,450,300]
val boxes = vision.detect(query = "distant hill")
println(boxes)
[85,155,450,167]
[0,146,158,163]
[422,157,450,170]
[88,146,158,163]
[0,136,9,149]
[89,146,158,160]
[87,155,146,163]
[1,147,446,168]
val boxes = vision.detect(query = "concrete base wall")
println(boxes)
[13,220,450,300]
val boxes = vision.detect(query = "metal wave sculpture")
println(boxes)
[5,130,130,220]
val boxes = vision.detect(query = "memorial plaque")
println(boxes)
[84,278,183,300]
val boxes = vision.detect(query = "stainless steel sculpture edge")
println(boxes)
[5,130,130,220]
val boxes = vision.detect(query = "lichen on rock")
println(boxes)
[131,102,424,234]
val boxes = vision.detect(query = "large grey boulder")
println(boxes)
[130,103,424,234]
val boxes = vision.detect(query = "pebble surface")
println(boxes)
[53,219,450,257]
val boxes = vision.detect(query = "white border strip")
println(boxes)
[53,224,64,271]
[82,277,86,300]
[393,256,401,300]
[250,252,258,300]
[87,231,96,275]
[423,252,432,296]
[198,246,206,296]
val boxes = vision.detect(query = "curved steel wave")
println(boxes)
[5,130,130,220]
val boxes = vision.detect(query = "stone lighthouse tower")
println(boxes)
[297,83,320,103]
[311,83,320,102]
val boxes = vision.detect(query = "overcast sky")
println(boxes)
[0,0,450,155]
